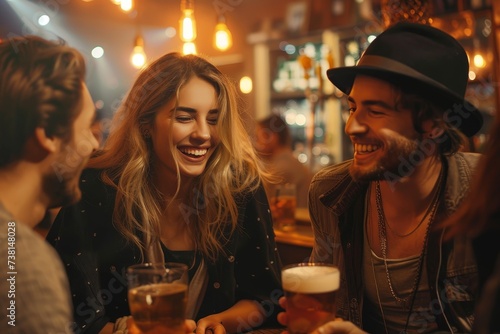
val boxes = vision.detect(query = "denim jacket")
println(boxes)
[309,152,480,333]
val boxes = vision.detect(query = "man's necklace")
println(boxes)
[372,166,444,332]
[384,185,437,238]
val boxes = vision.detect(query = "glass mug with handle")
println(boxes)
[282,263,340,334]
[127,262,188,334]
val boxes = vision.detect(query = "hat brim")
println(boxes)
[327,64,483,137]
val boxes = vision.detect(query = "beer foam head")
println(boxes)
[282,265,340,293]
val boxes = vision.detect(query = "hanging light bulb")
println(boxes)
[183,42,197,55]
[179,0,196,42]
[120,0,132,12]
[214,15,232,51]
[131,34,146,69]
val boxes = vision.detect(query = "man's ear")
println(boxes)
[427,127,445,139]
[33,127,59,153]
[421,119,445,139]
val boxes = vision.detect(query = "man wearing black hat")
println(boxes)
[279,22,483,333]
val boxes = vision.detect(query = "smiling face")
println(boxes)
[345,75,424,182]
[148,76,220,181]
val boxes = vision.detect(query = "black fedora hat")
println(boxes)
[327,22,483,137]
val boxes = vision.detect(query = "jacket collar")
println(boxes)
[318,153,479,217]
[318,160,367,217]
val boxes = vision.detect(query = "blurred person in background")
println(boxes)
[0,35,99,333]
[254,114,314,209]
[47,52,283,334]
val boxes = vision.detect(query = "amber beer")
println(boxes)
[270,195,297,230]
[270,183,297,231]
[127,263,188,334]
[282,263,340,334]
[128,282,187,333]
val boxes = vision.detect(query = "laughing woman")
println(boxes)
[47,53,283,334]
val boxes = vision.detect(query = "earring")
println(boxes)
[143,129,151,139]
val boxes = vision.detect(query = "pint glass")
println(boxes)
[282,263,340,334]
[270,183,297,231]
[127,262,188,334]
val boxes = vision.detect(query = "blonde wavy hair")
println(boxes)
[88,52,266,262]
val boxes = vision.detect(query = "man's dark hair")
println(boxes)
[0,35,86,167]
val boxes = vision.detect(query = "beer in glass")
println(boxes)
[282,263,339,334]
[127,262,188,334]
[270,183,297,231]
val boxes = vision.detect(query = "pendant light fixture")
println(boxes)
[180,0,197,43]
[131,33,146,69]
[214,15,232,51]
[110,0,133,12]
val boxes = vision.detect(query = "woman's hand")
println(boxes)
[195,316,226,334]
[126,317,197,333]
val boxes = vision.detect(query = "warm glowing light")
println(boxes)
[285,112,296,125]
[295,114,307,126]
[91,47,104,59]
[239,76,252,94]
[469,70,476,81]
[38,14,50,26]
[120,0,132,11]
[180,0,196,43]
[131,47,146,68]
[131,34,146,69]
[180,10,196,42]
[473,54,486,68]
[297,153,308,164]
[183,42,197,55]
[214,22,232,51]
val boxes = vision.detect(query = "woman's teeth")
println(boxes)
[180,148,208,156]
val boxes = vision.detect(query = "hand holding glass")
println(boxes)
[282,263,340,334]
[127,263,188,334]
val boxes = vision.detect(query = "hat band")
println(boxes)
[357,55,454,94]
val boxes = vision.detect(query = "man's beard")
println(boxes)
[350,134,423,183]
[42,148,88,208]
[43,171,80,209]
